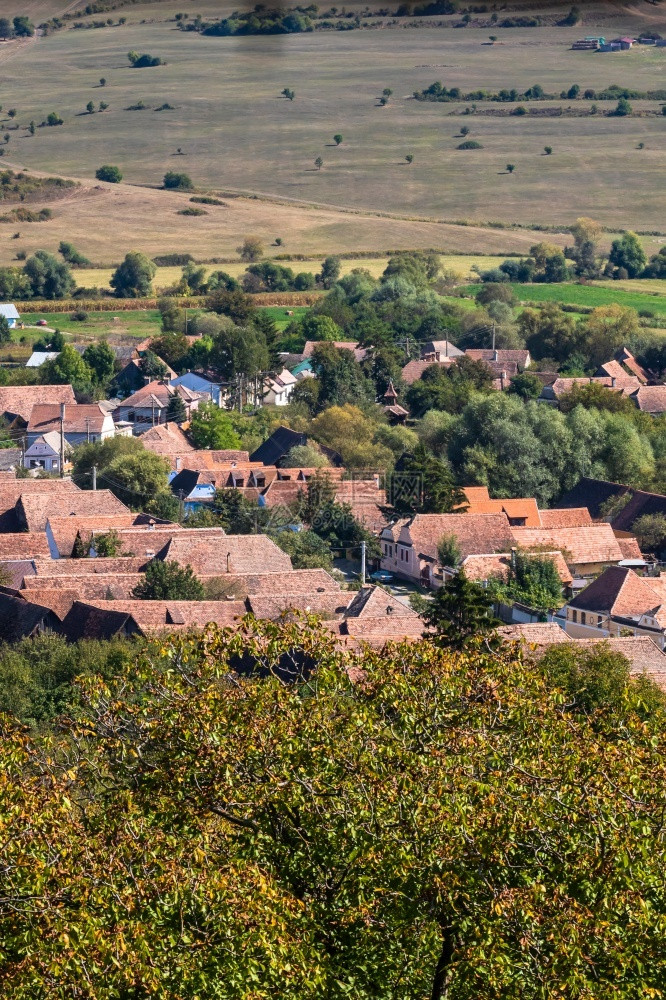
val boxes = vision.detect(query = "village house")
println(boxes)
[26,403,116,449]
[23,431,69,473]
[263,368,298,406]
[420,340,463,361]
[114,380,208,433]
[0,384,76,427]
[0,304,20,329]
[539,375,642,404]
[170,371,225,406]
[561,566,666,650]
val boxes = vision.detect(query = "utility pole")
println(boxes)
[59,402,65,479]
[86,417,90,443]
[178,489,184,521]
[491,322,496,353]
[360,540,366,586]
[92,465,97,491]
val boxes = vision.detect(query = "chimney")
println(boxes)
[175,457,182,472]
[500,371,506,391]
[59,403,66,479]
[493,349,499,362]
[611,376,616,388]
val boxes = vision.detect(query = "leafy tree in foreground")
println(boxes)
[4,618,666,996]
[82,340,115,385]
[132,558,204,599]
[40,344,91,391]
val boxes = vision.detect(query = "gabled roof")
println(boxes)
[140,421,195,455]
[465,348,530,369]
[568,566,661,615]
[510,523,623,567]
[463,498,541,527]
[22,573,145,601]
[0,384,76,423]
[615,347,650,384]
[555,477,628,519]
[25,431,65,455]
[403,512,514,562]
[93,599,247,631]
[543,376,641,400]
[302,341,367,362]
[462,486,490,504]
[247,592,349,620]
[161,532,293,576]
[47,513,172,558]
[0,533,51,560]
[0,558,38,589]
[462,550,573,586]
[631,386,666,414]
[0,591,58,642]
[344,586,414,618]
[421,340,463,359]
[0,479,82,532]
[596,360,627,381]
[498,622,569,645]
[28,402,110,436]
[59,601,135,642]
[119,380,205,409]
[401,359,453,386]
[250,426,307,466]
[18,587,79,620]
[19,490,129,532]
[26,351,59,367]
[0,304,19,319]
[539,507,593,528]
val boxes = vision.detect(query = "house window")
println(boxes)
[571,610,577,622]
[581,612,586,625]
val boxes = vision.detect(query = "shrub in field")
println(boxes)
[457,140,483,150]
[95,164,122,183]
[164,171,193,191]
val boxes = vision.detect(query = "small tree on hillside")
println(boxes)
[506,163,515,173]
[236,236,265,262]
[281,87,295,101]
[132,559,204,600]
[405,154,414,164]
[95,164,123,183]
[163,171,193,191]
[319,255,341,289]
[86,101,95,114]
[613,97,632,117]
[333,134,343,145]
[314,156,323,170]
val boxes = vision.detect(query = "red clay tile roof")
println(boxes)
[19,490,130,531]
[94,599,247,630]
[0,559,38,589]
[247,592,349,620]
[302,341,367,362]
[18,588,78,620]
[209,568,341,597]
[344,586,415,618]
[401,359,453,385]
[0,533,50,559]
[0,384,76,423]
[510,523,624,567]
[162,533,293,576]
[498,622,569,645]
[539,507,593,528]
[616,535,643,560]
[32,556,149,576]
[615,347,650,384]
[596,360,628,381]
[462,486,490,504]
[465,349,530,369]
[92,525,224,558]
[569,566,661,616]
[462,550,572,586]
[47,514,167,557]
[464,498,541,527]
[404,512,514,561]
[547,376,641,399]
[140,422,195,456]
[28,402,110,435]
[22,574,145,600]
[631,386,666,414]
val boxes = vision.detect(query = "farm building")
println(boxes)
[0,304,20,329]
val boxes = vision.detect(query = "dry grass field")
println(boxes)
[0,2,662,265]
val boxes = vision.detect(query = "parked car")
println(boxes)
[371,570,394,584]
[35,319,48,326]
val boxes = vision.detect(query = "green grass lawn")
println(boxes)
[463,283,666,320]
[20,310,164,341]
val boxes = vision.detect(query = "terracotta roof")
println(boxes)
[617,536,643,560]
[118,381,180,409]
[566,637,666,685]
[259,479,303,508]
[0,480,82,530]
[0,384,76,423]
[59,601,135,641]
[0,558,38,589]
[93,599,247,631]
[510,523,624,567]
[92,525,224,559]
[404,512,514,561]
[22,574,145,600]
[140,422,195,456]
[555,477,630,520]
[545,376,641,399]
[498,622,569,645]
[19,490,129,532]
[464,498,541,527]
[615,347,650,384]
[462,550,572,586]
[302,341,367,362]
[47,514,169,558]
[0,591,58,642]
[631,386,666,414]
[344,586,415,618]
[337,613,425,644]
[421,340,464,359]
[568,566,662,616]
[247,592,349,620]
[462,486,490,504]
[596,360,628,381]
[401,359,453,386]
[465,349,530,369]
[28,403,110,436]
[32,556,149,576]
[539,507,592,528]
[18,588,78,620]
[208,568,341,598]
[162,533,293,576]
[0,533,51,559]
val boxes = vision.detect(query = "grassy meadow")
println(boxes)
[0,6,663,252]
[464,281,666,321]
